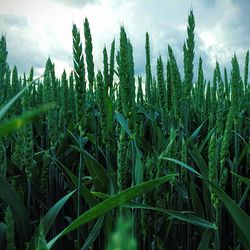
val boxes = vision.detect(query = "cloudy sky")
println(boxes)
[0,0,249,81]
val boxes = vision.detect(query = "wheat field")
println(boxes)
[0,10,249,250]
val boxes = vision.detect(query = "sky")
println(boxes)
[0,0,249,81]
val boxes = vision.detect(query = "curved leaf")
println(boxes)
[197,230,213,250]
[71,146,108,192]
[27,190,76,250]
[189,119,208,141]
[0,72,50,120]
[231,172,250,187]
[81,216,104,250]
[0,103,54,138]
[47,174,177,248]
[115,111,131,136]
[123,203,216,230]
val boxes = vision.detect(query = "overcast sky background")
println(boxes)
[0,0,249,81]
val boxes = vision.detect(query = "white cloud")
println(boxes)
[0,0,249,80]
